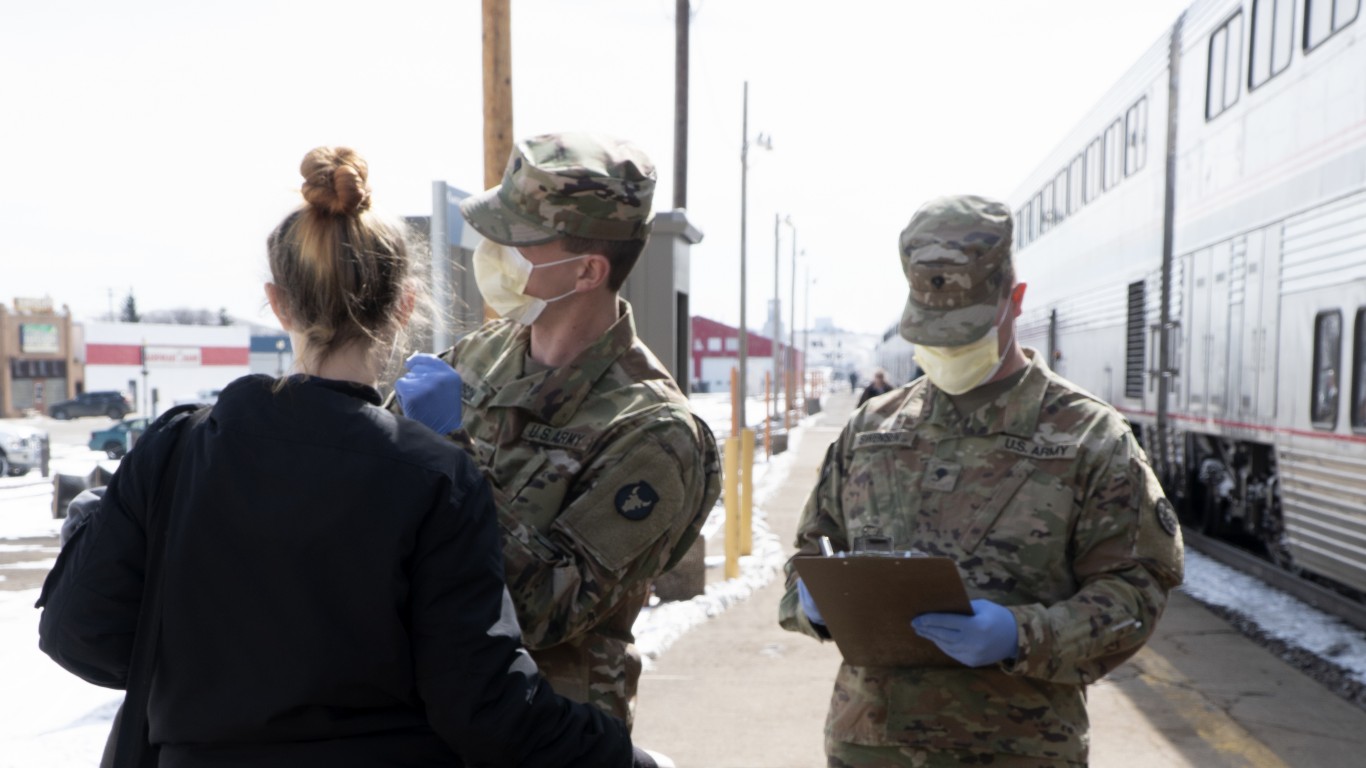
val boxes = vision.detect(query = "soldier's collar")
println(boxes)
[491,298,636,426]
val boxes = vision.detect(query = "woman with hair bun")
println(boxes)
[37,147,654,767]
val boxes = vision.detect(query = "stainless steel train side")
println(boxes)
[880,0,1366,594]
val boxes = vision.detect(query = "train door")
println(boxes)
[1237,226,1282,420]
[1185,247,1211,414]
[1208,239,1234,416]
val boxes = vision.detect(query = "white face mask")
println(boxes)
[472,238,586,325]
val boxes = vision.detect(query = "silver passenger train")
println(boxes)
[878,0,1366,595]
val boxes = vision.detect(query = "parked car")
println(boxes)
[88,417,150,459]
[48,391,133,420]
[0,422,47,476]
[173,388,222,407]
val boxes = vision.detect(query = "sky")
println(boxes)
[3,0,1193,336]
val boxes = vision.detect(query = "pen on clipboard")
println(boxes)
[819,536,835,557]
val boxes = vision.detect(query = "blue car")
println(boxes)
[88,418,149,459]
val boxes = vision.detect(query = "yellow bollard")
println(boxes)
[724,435,740,579]
[740,428,755,557]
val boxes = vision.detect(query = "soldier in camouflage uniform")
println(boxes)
[778,195,1183,767]
[393,132,721,728]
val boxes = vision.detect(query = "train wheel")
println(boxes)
[1259,478,1298,573]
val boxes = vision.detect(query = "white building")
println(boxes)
[802,317,880,387]
[83,322,250,417]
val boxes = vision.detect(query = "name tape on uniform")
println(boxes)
[1002,436,1078,461]
[521,423,590,451]
[853,431,918,450]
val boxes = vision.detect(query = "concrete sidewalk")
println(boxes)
[633,392,855,767]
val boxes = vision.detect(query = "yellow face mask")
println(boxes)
[913,324,1008,395]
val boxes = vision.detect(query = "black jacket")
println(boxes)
[37,374,631,767]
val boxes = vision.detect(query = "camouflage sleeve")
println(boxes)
[501,414,712,650]
[778,431,853,641]
[1006,430,1185,685]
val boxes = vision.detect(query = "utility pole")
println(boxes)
[739,82,750,432]
[673,0,689,209]
[482,0,512,321]
[738,83,771,432]
[789,239,798,419]
[803,264,812,402]
[482,0,513,190]
[773,212,782,421]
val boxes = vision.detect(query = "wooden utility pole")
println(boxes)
[482,0,513,189]
[482,0,513,321]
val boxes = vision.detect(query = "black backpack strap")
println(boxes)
[104,405,210,768]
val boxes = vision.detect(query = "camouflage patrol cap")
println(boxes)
[460,132,656,246]
[898,194,1015,346]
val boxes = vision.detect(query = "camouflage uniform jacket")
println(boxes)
[779,349,1183,763]
[436,300,720,726]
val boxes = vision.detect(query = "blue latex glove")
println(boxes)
[394,353,462,434]
[797,578,825,626]
[911,598,1019,667]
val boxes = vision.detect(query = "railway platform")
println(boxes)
[633,391,1366,768]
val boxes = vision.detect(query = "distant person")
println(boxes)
[857,369,893,406]
[391,132,720,728]
[38,146,656,767]
[848,370,858,392]
[779,195,1183,766]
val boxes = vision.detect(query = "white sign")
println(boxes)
[13,296,54,314]
[144,346,202,367]
[19,323,59,354]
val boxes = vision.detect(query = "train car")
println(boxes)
[1004,0,1366,595]
[874,321,919,386]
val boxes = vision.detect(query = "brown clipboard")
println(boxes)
[793,555,973,668]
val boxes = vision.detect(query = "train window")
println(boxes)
[1032,191,1045,238]
[1124,97,1148,176]
[1016,206,1029,248]
[1251,0,1295,89]
[1207,11,1245,119]
[1068,154,1085,213]
[1040,183,1053,234]
[1084,138,1103,202]
[1353,309,1366,429]
[1312,310,1342,428]
[1103,119,1124,190]
[1305,0,1361,50]
[1053,169,1068,225]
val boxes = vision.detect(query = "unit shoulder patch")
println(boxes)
[615,481,660,521]
[1155,498,1179,536]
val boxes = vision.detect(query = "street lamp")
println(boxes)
[275,338,287,376]
[779,216,797,426]
[738,80,771,434]
[804,267,814,403]
[139,339,149,417]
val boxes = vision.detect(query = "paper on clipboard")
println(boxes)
[793,555,973,668]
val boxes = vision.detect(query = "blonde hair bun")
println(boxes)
[300,146,372,216]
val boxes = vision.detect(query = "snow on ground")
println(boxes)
[1179,550,1366,684]
[688,391,799,439]
[0,591,121,768]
